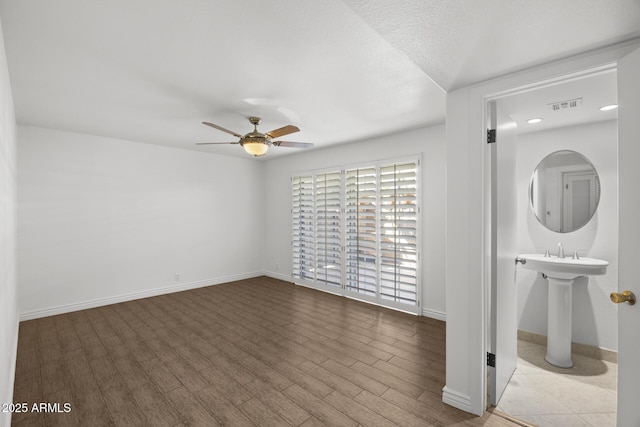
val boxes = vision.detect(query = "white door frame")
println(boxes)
[443,38,640,415]
[562,170,597,232]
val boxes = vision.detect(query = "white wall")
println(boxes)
[0,17,18,427]
[17,123,445,321]
[515,120,618,351]
[17,126,265,319]
[263,125,446,319]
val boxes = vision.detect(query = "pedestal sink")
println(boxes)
[517,253,609,368]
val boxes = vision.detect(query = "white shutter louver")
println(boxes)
[315,172,342,287]
[292,158,419,314]
[379,162,418,306]
[345,167,377,296]
[292,175,315,281]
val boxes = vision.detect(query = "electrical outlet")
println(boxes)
[175,273,180,282]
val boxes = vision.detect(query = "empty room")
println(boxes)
[1,1,640,426]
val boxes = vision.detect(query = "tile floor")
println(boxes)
[496,340,617,426]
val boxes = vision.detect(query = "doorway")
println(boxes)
[487,69,619,425]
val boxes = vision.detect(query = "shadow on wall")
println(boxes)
[571,275,602,348]
[520,272,549,334]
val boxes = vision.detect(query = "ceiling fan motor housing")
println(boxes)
[241,132,271,147]
[242,117,271,149]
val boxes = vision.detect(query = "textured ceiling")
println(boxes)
[1,0,639,159]
[343,0,640,91]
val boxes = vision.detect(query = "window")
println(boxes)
[292,158,420,313]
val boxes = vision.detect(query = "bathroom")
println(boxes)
[494,69,619,426]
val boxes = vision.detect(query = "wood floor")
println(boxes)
[12,276,520,426]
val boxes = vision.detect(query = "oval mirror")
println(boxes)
[529,150,600,233]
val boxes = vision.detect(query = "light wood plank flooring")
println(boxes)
[12,276,520,426]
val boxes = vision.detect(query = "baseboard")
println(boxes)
[442,386,476,414]
[422,307,446,321]
[518,329,618,363]
[265,271,448,321]
[263,271,294,283]
[19,271,264,321]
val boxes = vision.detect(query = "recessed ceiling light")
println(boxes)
[527,118,543,124]
[599,104,618,111]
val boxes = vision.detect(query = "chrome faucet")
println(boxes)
[557,242,565,259]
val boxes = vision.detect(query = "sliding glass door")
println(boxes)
[292,157,420,314]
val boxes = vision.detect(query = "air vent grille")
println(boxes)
[549,98,583,111]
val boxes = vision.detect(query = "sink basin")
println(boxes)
[517,252,609,368]
[519,253,608,279]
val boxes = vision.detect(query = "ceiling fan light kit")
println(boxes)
[242,140,269,156]
[197,116,313,157]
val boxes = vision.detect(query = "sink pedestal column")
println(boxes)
[545,277,574,368]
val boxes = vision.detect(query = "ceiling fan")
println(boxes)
[196,116,313,157]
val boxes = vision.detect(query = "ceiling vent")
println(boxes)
[548,97,583,111]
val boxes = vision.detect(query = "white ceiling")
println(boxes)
[1,1,639,159]
[499,70,619,135]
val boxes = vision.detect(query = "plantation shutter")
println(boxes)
[292,175,315,281]
[345,167,377,296]
[379,162,418,306]
[292,157,420,314]
[315,172,342,287]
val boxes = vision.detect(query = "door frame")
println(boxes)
[561,170,597,232]
[483,67,611,408]
[443,38,640,415]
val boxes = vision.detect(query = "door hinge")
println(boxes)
[487,352,496,367]
[487,129,496,144]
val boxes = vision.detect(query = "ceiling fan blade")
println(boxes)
[266,125,299,139]
[195,142,240,145]
[273,141,313,148]
[202,122,243,138]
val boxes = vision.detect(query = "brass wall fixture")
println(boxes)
[610,290,636,305]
